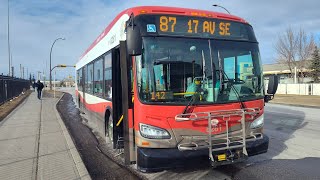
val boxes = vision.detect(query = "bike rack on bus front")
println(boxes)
[175,108,261,163]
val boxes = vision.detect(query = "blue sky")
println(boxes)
[0,0,319,80]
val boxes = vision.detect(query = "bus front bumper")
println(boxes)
[137,135,269,172]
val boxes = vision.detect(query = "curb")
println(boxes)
[269,102,320,109]
[54,93,92,180]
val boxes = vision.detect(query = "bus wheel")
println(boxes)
[105,114,114,146]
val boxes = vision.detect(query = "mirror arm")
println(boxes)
[264,94,275,103]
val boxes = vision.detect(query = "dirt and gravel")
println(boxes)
[271,94,320,108]
[56,93,140,180]
[0,90,32,122]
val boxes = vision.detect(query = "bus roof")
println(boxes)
[79,6,248,61]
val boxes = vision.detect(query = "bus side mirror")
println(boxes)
[264,75,278,102]
[126,23,142,56]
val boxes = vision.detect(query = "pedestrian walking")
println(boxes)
[36,80,44,99]
[32,81,37,92]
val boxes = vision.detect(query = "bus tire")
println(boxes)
[105,112,113,147]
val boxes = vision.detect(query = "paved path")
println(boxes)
[0,92,90,180]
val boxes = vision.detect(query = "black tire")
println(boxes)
[105,114,114,146]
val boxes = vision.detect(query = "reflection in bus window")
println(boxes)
[94,58,103,97]
[83,66,87,93]
[224,57,235,79]
[216,41,262,101]
[77,69,82,91]
[104,53,112,99]
[86,64,93,94]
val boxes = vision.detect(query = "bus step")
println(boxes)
[116,136,124,149]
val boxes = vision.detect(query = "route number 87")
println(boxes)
[160,16,177,32]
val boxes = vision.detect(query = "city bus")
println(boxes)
[75,6,278,172]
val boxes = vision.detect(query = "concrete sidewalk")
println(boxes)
[270,94,320,108]
[0,92,90,180]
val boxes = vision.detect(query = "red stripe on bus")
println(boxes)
[77,91,112,114]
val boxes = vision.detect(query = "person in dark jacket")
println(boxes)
[32,81,37,92]
[36,80,44,99]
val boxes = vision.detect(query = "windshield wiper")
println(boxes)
[182,49,208,114]
[217,51,246,109]
[221,71,246,109]
[182,87,201,114]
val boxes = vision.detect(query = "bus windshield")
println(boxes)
[136,37,263,104]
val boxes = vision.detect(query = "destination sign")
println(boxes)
[136,15,256,41]
[158,16,231,36]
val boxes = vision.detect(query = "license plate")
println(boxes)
[217,154,226,161]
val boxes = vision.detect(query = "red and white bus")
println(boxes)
[75,6,278,172]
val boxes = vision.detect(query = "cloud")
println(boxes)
[0,0,319,78]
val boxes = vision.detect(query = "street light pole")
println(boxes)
[37,71,42,81]
[212,4,231,14]
[49,37,65,90]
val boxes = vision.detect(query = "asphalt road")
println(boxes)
[58,88,320,179]
[139,103,320,180]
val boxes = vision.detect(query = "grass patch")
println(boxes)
[0,90,32,122]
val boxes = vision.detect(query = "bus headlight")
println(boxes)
[250,114,264,129]
[139,123,171,139]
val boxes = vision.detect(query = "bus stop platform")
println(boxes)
[0,92,91,180]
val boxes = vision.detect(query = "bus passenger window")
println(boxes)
[104,53,112,99]
[86,64,93,94]
[94,58,103,97]
[77,69,82,91]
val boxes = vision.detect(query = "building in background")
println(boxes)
[43,80,61,89]
[263,61,320,95]
[263,61,313,84]
[60,76,75,87]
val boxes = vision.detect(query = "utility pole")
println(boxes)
[11,66,14,77]
[7,0,11,76]
[11,47,13,76]
[20,64,22,78]
[294,66,297,84]
[43,69,45,84]
[37,71,41,81]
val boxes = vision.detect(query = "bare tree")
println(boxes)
[275,27,297,76]
[275,27,315,82]
[296,29,315,80]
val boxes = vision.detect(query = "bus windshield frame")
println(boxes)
[136,37,264,105]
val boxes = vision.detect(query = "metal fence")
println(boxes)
[0,74,30,105]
